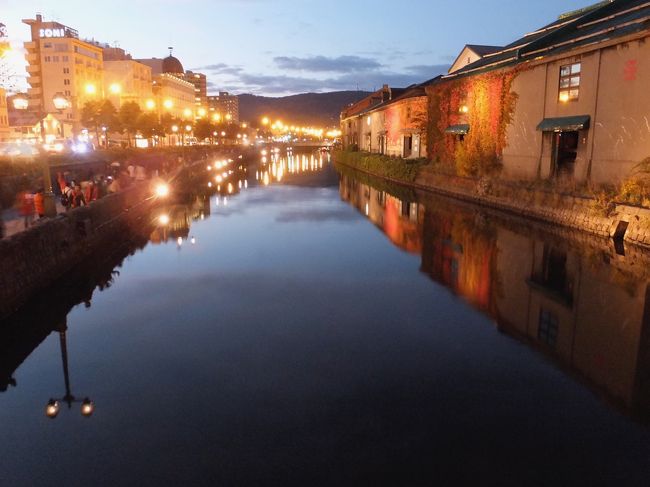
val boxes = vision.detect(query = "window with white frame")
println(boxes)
[559,62,581,102]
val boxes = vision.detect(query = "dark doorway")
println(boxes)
[552,131,579,177]
[403,135,413,158]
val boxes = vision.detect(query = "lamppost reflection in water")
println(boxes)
[45,320,94,419]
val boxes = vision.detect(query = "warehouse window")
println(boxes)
[559,62,581,102]
[538,309,559,347]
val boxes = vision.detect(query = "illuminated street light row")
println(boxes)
[259,115,340,138]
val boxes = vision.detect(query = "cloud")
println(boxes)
[404,64,450,77]
[217,71,414,95]
[193,63,243,75]
[273,55,383,73]
[275,209,359,223]
[194,57,449,96]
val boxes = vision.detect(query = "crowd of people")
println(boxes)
[0,147,234,239]
[0,154,183,239]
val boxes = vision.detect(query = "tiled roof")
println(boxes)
[466,44,502,56]
[444,0,650,79]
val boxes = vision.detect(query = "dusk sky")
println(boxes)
[2,0,593,96]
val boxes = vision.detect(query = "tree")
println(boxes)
[194,119,215,143]
[80,100,103,145]
[98,100,120,132]
[137,112,163,142]
[159,113,176,140]
[118,101,142,147]
[81,100,120,148]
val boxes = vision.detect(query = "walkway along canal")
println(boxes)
[1,152,649,485]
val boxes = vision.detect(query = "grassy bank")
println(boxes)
[333,150,428,183]
[334,160,418,202]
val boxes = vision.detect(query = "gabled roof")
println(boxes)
[354,84,428,117]
[341,86,411,119]
[444,0,650,80]
[448,44,504,74]
[465,44,503,56]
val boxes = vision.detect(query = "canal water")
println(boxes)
[1,152,650,485]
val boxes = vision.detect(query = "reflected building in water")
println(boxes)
[340,174,423,254]
[340,174,650,419]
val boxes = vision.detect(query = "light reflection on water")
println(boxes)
[1,152,650,485]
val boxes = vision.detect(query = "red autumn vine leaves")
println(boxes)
[426,68,520,176]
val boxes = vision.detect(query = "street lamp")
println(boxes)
[13,95,29,110]
[184,124,192,147]
[109,83,121,95]
[45,320,95,419]
[12,92,71,217]
[52,92,70,111]
[171,124,179,146]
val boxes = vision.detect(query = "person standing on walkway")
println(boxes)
[34,188,45,219]
[84,181,99,203]
[71,184,87,208]
[17,190,35,229]
[107,176,121,194]
[135,164,147,182]
[57,172,67,193]
[61,184,74,211]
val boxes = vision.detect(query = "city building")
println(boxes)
[139,53,198,119]
[184,71,207,107]
[0,88,9,141]
[102,47,153,110]
[340,1,650,186]
[207,92,239,123]
[340,84,428,158]
[340,85,396,149]
[152,73,195,120]
[21,14,104,135]
[428,0,650,185]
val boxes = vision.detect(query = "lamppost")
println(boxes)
[184,124,193,161]
[45,320,95,419]
[12,92,70,217]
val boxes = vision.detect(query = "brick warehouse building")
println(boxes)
[342,0,650,186]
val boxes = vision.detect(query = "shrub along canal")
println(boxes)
[1,151,649,485]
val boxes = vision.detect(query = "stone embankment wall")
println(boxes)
[415,170,650,248]
[0,181,155,320]
[333,153,650,250]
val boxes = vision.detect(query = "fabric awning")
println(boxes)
[536,115,590,132]
[445,124,470,135]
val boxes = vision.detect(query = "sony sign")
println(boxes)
[39,28,65,38]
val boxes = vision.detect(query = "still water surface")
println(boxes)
[1,153,650,485]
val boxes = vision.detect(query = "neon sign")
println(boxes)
[39,28,65,38]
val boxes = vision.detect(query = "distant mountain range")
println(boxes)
[238,91,370,128]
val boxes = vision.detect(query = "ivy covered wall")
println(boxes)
[426,69,520,176]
